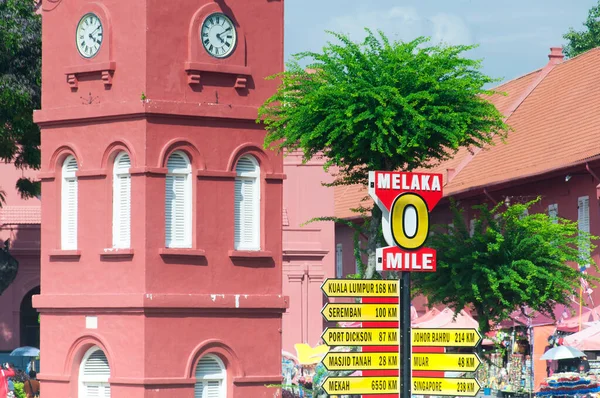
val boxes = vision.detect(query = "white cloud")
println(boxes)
[428,13,472,45]
[328,6,472,46]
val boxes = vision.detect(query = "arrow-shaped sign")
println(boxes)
[412,328,482,347]
[323,352,399,371]
[412,377,481,397]
[322,376,399,395]
[321,279,399,297]
[322,352,481,372]
[321,327,398,346]
[321,303,398,322]
[413,353,481,372]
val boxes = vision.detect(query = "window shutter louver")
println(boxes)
[548,204,558,223]
[336,244,343,278]
[234,156,260,250]
[80,347,110,398]
[113,153,131,248]
[165,152,191,248]
[62,156,78,250]
[194,355,225,398]
[86,385,99,397]
[578,196,591,268]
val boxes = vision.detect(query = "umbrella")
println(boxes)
[9,346,39,357]
[540,345,585,360]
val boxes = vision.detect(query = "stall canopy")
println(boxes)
[413,307,478,329]
[557,305,600,332]
[563,322,600,351]
[496,304,587,329]
[411,307,441,327]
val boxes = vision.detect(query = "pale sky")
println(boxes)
[285,0,598,84]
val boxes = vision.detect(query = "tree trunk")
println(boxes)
[365,205,382,279]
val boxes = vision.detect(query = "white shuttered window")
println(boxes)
[336,244,343,278]
[195,355,226,398]
[112,152,131,248]
[61,156,78,250]
[234,156,260,250]
[548,203,558,224]
[79,346,111,398]
[578,196,591,268]
[165,151,192,248]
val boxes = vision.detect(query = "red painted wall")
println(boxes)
[34,0,286,396]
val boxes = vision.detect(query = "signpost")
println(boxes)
[412,377,481,397]
[321,303,399,322]
[318,170,482,397]
[412,353,481,372]
[323,352,481,372]
[412,328,482,347]
[321,279,399,297]
[323,376,400,395]
[322,327,399,346]
[369,170,443,398]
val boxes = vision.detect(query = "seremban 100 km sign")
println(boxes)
[368,171,443,272]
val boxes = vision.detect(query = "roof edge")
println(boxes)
[447,154,600,199]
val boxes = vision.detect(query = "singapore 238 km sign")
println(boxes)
[320,171,482,397]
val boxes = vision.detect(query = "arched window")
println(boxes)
[112,152,131,248]
[79,346,110,398]
[165,151,192,248]
[234,155,260,250]
[61,155,78,250]
[195,354,226,398]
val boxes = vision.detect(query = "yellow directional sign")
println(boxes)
[321,327,398,346]
[321,303,398,322]
[322,352,481,372]
[413,353,481,372]
[321,279,399,297]
[413,377,481,397]
[323,352,399,371]
[412,328,482,347]
[323,376,399,395]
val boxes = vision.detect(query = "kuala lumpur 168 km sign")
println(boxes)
[368,171,443,272]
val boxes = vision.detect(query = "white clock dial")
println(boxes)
[76,13,103,59]
[201,13,237,58]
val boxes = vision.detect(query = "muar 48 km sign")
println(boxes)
[368,171,443,271]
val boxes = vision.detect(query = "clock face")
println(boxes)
[76,13,103,58]
[201,13,237,58]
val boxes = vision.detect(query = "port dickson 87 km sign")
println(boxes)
[368,171,443,272]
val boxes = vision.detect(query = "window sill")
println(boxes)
[100,248,134,259]
[159,248,206,258]
[228,250,273,259]
[49,250,81,260]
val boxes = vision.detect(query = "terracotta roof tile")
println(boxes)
[0,206,41,225]
[447,47,600,194]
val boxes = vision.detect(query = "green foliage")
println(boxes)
[0,0,42,203]
[13,382,26,398]
[412,198,599,333]
[259,30,508,187]
[563,1,600,58]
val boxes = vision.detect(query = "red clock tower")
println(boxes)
[33,0,286,397]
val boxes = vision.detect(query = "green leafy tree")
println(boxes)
[0,0,42,203]
[563,1,600,58]
[259,30,508,278]
[412,199,599,333]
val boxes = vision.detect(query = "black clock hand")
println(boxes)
[89,26,101,37]
[216,32,225,44]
